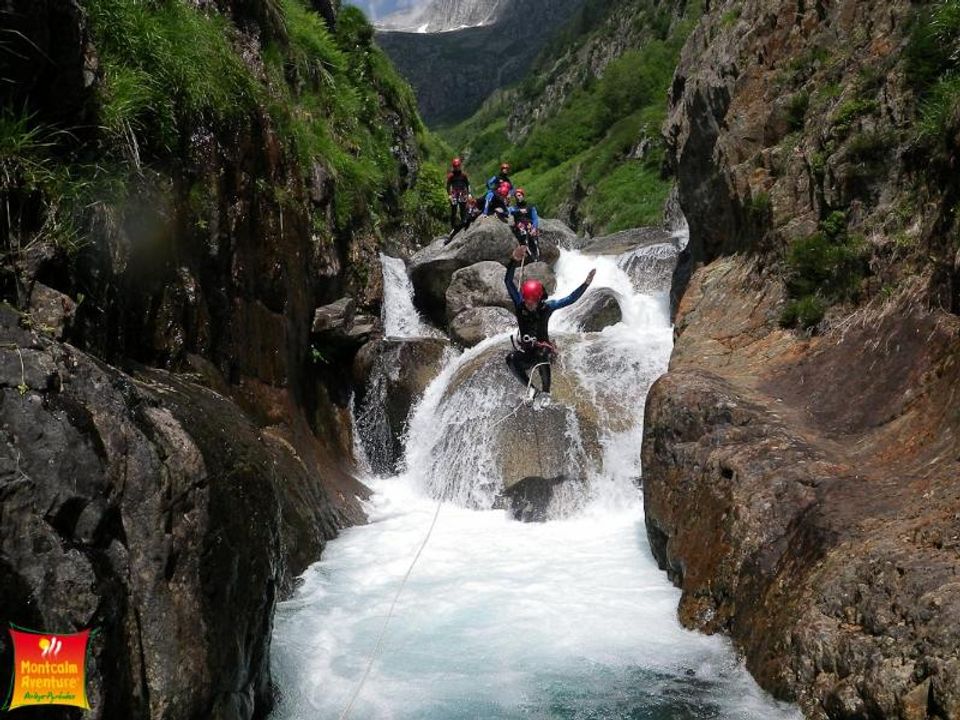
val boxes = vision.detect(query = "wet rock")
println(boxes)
[449,307,515,348]
[644,256,960,718]
[28,283,77,339]
[312,297,356,334]
[577,227,674,255]
[311,299,378,349]
[537,218,578,250]
[408,217,560,322]
[496,475,571,523]
[565,288,623,332]
[618,242,681,295]
[354,337,451,473]
[428,340,604,510]
[0,311,313,720]
[445,261,512,320]
[445,261,556,321]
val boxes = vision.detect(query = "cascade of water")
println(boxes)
[380,254,441,339]
[271,239,800,720]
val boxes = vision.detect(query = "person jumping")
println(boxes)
[504,244,595,404]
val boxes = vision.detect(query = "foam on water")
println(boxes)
[270,242,801,720]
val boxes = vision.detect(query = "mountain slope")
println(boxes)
[442,0,702,234]
[375,0,589,124]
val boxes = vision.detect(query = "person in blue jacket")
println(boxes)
[504,245,596,403]
[484,162,513,213]
[509,187,541,260]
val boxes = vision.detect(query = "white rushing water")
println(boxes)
[271,242,801,720]
[380,253,442,339]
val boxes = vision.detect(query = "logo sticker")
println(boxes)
[4,626,91,711]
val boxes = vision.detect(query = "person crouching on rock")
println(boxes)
[463,195,482,229]
[504,244,595,405]
[509,187,541,261]
[485,181,512,221]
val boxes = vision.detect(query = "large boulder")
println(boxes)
[496,475,580,523]
[311,296,377,349]
[449,306,516,348]
[354,337,451,473]
[0,308,354,720]
[445,261,512,320]
[618,242,681,295]
[538,218,579,250]
[408,217,562,322]
[565,288,624,332]
[414,339,604,513]
[445,260,556,321]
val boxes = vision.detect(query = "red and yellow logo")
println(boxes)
[4,626,91,710]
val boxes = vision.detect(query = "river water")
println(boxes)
[270,240,800,720]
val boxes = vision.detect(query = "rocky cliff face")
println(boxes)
[375,0,588,124]
[0,0,427,718]
[646,0,960,717]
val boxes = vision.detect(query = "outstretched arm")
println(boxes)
[504,251,524,308]
[545,269,596,310]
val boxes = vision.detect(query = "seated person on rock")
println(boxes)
[484,181,512,220]
[504,244,595,405]
[509,187,541,261]
[444,194,483,245]
[484,162,513,211]
[464,194,482,228]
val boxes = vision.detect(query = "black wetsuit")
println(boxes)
[503,259,588,394]
[446,170,471,230]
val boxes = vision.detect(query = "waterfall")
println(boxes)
[380,254,441,339]
[270,236,801,720]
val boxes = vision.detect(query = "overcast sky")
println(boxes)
[345,0,425,22]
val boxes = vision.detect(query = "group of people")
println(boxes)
[444,159,542,261]
[443,157,596,406]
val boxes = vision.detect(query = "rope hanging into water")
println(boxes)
[339,307,547,717]
[488,361,551,430]
[337,497,444,720]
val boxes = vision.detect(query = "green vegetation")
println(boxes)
[85,0,261,153]
[441,0,702,233]
[831,98,879,136]
[786,92,810,132]
[720,7,741,28]
[906,0,960,144]
[0,111,125,261]
[780,211,869,329]
[2,0,445,279]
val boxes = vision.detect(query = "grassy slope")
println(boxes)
[437,0,701,234]
[0,0,449,269]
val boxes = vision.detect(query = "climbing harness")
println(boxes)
[337,496,444,720]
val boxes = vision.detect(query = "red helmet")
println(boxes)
[496,181,511,198]
[452,157,462,169]
[521,279,544,303]
[500,162,511,173]
[514,187,526,200]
